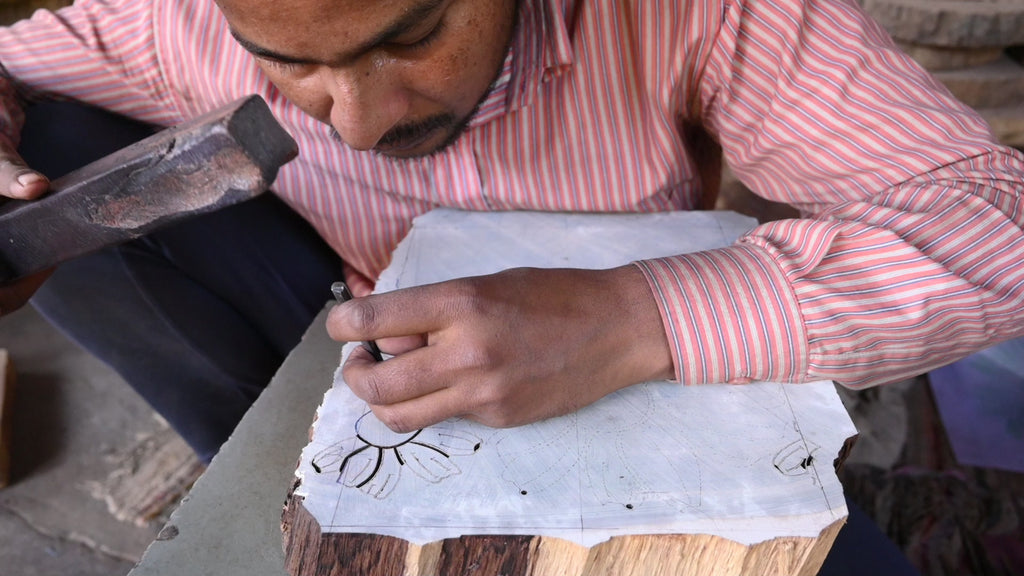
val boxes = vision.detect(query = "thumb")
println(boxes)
[0,146,48,200]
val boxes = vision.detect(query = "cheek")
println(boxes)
[406,44,495,115]
[263,68,334,124]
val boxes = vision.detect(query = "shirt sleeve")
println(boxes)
[0,0,182,139]
[0,66,25,151]
[637,0,1024,389]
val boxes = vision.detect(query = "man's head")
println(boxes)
[216,0,518,159]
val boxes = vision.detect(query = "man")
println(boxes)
[12,0,1019,571]
[0,0,1021,482]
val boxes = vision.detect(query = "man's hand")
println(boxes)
[0,143,51,316]
[0,144,47,200]
[327,265,674,432]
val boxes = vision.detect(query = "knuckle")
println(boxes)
[448,277,491,317]
[461,345,500,372]
[346,300,379,333]
[358,372,387,405]
[375,407,414,434]
[478,408,517,429]
[342,360,386,405]
[473,377,513,416]
[488,413,515,428]
[475,381,506,408]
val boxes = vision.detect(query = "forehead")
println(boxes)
[216,0,419,53]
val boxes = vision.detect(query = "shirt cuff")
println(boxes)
[634,244,808,385]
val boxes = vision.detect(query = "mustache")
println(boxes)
[378,114,456,148]
[329,113,456,148]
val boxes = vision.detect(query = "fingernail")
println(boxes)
[16,172,42,187]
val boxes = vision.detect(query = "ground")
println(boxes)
[0,306,164,575]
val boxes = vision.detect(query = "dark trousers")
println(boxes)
[19,101,343,463]
[17,100,917,575]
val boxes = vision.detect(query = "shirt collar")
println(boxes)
[469,0,576,127]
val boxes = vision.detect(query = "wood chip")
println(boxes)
[91,425,204,526]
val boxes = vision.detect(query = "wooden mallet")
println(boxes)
[0,94,298,283]
[0,95,298,487]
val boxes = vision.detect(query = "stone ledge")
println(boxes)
[933,56,1024,110]
[977,105,1024,148]
[861,0,1024,48]
[899,43,1005,72]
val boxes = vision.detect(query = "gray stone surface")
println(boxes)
[127,305,336,576]
[861,0,1024,48]
[933,56,1024,110]
[0,306,162,574]
[898,43,1004,72]
[0,506,134,576]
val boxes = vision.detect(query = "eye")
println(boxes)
[394,19,446,51]
[260,58,309,75]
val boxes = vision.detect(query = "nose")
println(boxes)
[322,65,408,151]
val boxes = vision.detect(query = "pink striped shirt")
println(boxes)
[1,0,1022,389]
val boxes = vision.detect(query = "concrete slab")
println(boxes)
[0,305,164,572]
[0,506,135,576]
[127,305,336,576]
[861,0,1024,49]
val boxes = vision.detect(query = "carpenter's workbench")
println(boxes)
[127,305,336,576]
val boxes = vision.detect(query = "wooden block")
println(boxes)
[282,495,846,576]
[282,211,857,576]
[0,94,297,283]
[860,0,1024,49]
[90,425,204,526]
[0,349,14,488]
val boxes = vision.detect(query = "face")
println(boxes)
[215,0,518,159]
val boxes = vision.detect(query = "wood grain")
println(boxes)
[282,494,845,576]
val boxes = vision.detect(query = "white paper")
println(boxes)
[295,209,855,547]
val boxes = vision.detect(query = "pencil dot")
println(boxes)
[625,504,634,510]
[520,490,528,496]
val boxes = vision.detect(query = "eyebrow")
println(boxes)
[231,0,447,66]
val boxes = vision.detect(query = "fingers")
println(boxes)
[342,267,375,297]
[367,386,473,434]
[326,281,465,343]
[327,267,673,435]
[0,148,48,199]
[343,342,505,433]
[0,146,54,312]
[342,343,463,411]
[375,334,426,355]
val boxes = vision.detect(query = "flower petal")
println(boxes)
[338,445,379,488]
[419,426,483,456]
[358,447,403,499]
[400,443,461,482]
[310,437,359,474]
